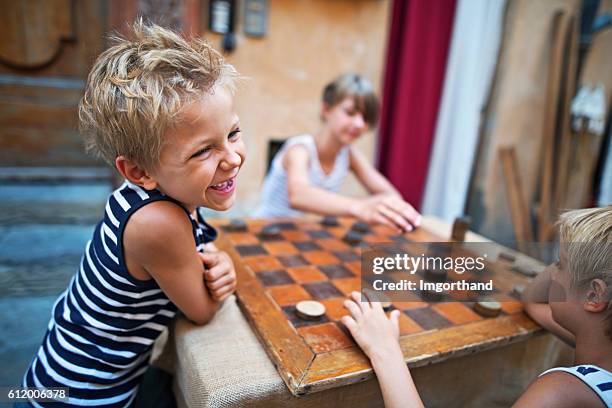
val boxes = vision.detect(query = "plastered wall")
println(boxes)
[202,0,391,216]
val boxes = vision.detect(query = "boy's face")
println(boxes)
[324,97,368,145]
[549,248,582,332]
[149,86,245,212]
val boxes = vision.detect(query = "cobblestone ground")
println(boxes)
[0,182,111,389]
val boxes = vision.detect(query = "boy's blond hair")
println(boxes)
[558,206,612,338]
[79,20,238,170]
[558,206,612,290]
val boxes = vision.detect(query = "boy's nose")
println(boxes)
[220,148,242,170]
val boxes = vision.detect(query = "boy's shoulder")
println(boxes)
[514,369,606,407]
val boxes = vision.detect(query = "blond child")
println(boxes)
[255,73,421,232]
[21,22,244,407]
[342,206,612,407]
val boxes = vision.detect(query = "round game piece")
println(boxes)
[499,251,516,262]
[424,268,447,283]
[296,300,326,320]
[225,219,247,232]
[473,301,502,318]
[362,289,392,310]
[343,230,363,246]
[321,216,340,227]
[351,221,370,233]
[260,224,281,239]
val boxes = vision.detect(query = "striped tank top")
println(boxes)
[255,134,350,217]
[22,181,217,407]
[540,365,612,407]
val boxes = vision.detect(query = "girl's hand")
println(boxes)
[199,248,237,302]
[341,291,402,360]
[351,194,421,233]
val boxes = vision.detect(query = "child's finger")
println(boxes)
[372,212,402,234]
[211,284,235,300]
[206,273,234,290]
[340,315,358,334]
[343,298,363,321]
[390,309,401,330]
[204,263,230,281]
[199,251,220,268]
[379,205,411,232]
[351,291,371,312]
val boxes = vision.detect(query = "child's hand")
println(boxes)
[352,194,421,232]
[199,246,237,302]
[341,291,402,359]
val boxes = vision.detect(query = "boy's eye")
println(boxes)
[228,129,241,140]
[190,146,212,159]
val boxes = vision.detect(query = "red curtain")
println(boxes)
[377,0,457,210]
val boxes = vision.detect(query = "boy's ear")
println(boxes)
[584,279,610,313]
[115,156,158,190]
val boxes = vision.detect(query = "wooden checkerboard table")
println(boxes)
[213,217,542,396]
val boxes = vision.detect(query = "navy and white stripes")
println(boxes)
[23,181,217,407]
[541,364,612,407]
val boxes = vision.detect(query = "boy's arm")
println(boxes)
[341,292,424,408]
[123,201,220,325]
[523,265,575,346]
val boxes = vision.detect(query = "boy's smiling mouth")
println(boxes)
[208,176,236,193]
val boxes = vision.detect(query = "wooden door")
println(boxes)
[0,0,108,167]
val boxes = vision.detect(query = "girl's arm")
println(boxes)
[123,200,220,325]
[285,145,417,231]
[341,292,424,408]
[348,146,401,196]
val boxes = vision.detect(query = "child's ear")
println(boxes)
[115,156,158,190]
[584,279,610,313]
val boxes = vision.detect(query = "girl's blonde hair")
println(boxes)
[79,20,238,170]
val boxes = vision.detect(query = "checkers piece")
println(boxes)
[343,230,363,246]
[321,216,340,227]
[366,290,392,310]
[225,219,248,232]
[351,221,370,233]
[424,269,447,283]
[296,300,326,320]
[451,216,471,242]
[473,301,502,318]
[261,224,282,239]
[499,251,516,262]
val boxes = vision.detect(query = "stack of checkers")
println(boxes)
[342,220,370,246]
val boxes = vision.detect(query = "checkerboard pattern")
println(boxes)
[222,218,524,355]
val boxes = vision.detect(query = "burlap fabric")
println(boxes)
[153,217,574,407]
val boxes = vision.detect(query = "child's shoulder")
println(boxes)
[514,368,606,407]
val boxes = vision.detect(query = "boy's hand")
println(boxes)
[352,194,421,233]
[341,291,402,359]
[199,247,237,302]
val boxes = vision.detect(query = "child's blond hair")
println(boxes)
[558,206,612,289]
[79,20,238,170]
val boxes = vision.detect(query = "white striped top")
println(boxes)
[22,181,217,407]
[540,364,612,407]
[255,134,350,217]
